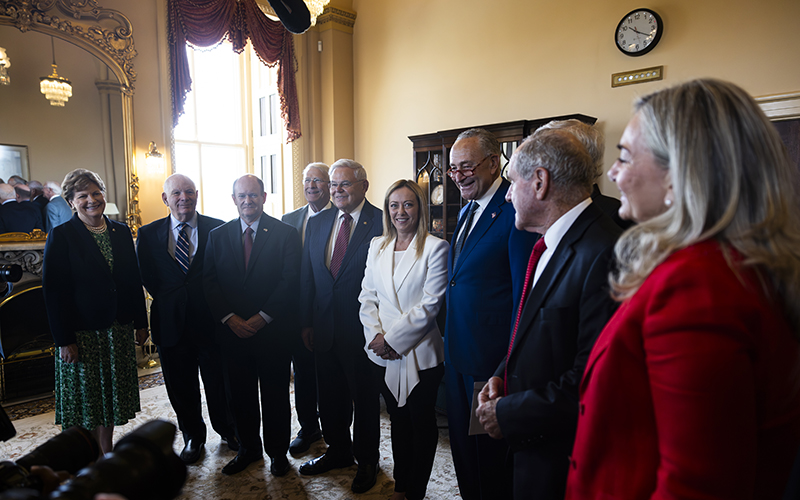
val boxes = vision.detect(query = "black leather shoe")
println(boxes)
[289,429,322,455]
[351,463,378,493]
[298,452,354,476]
[222,435,240,452]
[270,455,292,476]
[179,438,205,464]
[221,453,263,475]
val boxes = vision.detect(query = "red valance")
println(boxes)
[167,0,301,142]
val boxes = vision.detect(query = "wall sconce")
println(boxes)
[0,47,10,86]
[145,141,165,172]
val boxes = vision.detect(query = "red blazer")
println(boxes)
[566,240,800,500]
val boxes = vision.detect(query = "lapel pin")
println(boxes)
[263,228,268,232]
[491,212,497,219]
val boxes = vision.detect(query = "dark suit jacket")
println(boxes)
[0,200,44,232]
[33,195,49,211]
[137,213,224,347]
[42,214,148,346]
[493,202,620,498]
[444,179,537,378]
[591,184,634,230]
[300,202,383,353]
[203,212,301,354]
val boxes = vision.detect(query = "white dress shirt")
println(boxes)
[532,197,593,287]
[325,198,366,269]
[453,176,503,243]
[167,212,198,265]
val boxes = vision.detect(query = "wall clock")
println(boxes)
[615,8,663,57]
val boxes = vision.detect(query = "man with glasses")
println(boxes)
[444,128,536,500]
[281,162,331,455]
[298,159,383,494]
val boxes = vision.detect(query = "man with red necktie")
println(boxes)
[475,125,621,500]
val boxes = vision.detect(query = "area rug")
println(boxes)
[0,379,461,499]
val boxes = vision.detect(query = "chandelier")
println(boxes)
[39,37,72,107]
[305,0,329,26]
[0,47,9,85]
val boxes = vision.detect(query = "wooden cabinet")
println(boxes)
[409,115,596,242]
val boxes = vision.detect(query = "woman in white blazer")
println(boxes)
[359,180,449,500]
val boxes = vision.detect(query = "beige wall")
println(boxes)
[350,0,800,202]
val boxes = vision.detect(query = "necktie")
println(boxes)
[175,223,190,273]
[243,226,254,270]
[505,237,547,395]
[330,213,352,279]
[453,201,479,265]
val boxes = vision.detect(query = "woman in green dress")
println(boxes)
[42,169,149,454]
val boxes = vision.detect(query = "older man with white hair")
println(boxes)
[43,181,73,232]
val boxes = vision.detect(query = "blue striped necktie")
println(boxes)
[176,223,190,273]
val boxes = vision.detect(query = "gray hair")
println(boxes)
[512,128,594,203]
[611,78,800,334]
[61,169,106,203]
[44,181,62,195]
[330,159,367,181]
[303,162,330,181]
[163,173,197,193]
[28,180,44,190]
[538,119,604,180]
[7,175,27,186]
[455,128,501,157]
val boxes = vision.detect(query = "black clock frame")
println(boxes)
[615,8,663,57]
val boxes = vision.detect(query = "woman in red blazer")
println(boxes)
[565,79,800,500]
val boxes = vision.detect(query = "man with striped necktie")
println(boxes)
[137,174,237,465]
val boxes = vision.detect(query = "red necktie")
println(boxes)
[243,226,254,270]
[505,237,547,395]
[330,213,352,279]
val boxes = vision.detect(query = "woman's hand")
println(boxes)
[368,334,401,360]
[60,344,80,363]
[134,328,149,346]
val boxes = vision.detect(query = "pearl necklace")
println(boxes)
[83,219,107,234]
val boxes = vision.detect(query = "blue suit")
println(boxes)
[444,178,537,500]
[300,201,383,464]
[45,196,74,233]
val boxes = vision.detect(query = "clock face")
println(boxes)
[616,9,662,56]
[431,184,444,205]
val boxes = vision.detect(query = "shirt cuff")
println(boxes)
[259,311,273,324]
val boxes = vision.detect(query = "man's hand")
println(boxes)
[60,344,79,363]
[134,328,149,346]
[476,397,503,440]
[246,314,267,332]
[226,315,257,338]
[301,327,314,351]
[478,376,504,405]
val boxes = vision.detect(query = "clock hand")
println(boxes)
[631,27,652,36]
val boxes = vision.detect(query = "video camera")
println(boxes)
[0,413,186,500]
[0,265,22,300]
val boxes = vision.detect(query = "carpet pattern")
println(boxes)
[0,375,460,499]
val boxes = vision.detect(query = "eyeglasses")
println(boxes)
[304,177,329,185]
[446,155,493,178]
[330,180,364,190]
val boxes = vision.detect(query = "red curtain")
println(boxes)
[168,0,301,141]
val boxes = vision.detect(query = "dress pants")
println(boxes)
[158,334,235,443]
[380,363,444,500]
[446,365,512,500]
[315,335,380,465]
[290,338,320,435]
[222,344,291,459]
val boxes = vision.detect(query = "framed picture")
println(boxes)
[0,144,29,183]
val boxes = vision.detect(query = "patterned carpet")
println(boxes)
[0,369,460,499]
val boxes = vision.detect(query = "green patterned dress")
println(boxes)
[54,229,141,429]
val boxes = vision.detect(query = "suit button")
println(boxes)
[450,280,456,286]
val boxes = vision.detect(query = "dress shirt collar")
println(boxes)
[240,216,261,234]
[170,212,198,231]
[337,198,366,224]
[309,201,332,217]
[473,175,503,209]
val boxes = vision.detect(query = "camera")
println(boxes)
[0,417,186,500]
[0,266,22,285]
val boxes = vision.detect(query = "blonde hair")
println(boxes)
[611,79,800,334]
[379,180,429,259]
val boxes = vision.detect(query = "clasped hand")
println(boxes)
[368,333,401,360]
[226,314,266,338]
[476,376,505,439]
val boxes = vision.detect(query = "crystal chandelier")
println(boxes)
[39,37,72,106]
[304,0,330,26]
[0,47,10,85]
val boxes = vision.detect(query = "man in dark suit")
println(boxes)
[42,181,74,233]
[476,127,621,499]
[203,174,301,476]
[137,174,237,465]
[0,183,43,232]
[280,162,331,455]
[444,128,536,500]
[29,180,49,213]
[298,159,383,494]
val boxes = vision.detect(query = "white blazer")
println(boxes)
[359,233,449,407]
